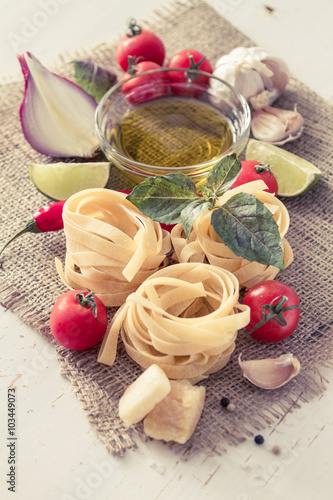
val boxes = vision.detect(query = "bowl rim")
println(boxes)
[95,67,251,174]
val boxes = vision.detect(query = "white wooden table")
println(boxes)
[1,1,333,499]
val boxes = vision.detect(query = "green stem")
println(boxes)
[75,290,101,322]
[185,54,207,83]
[0,218,39,257]
[126,56,137,75]
[248,295,301,334]
[126,18,142,37]
[255,163,272,176]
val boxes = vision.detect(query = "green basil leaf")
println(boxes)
[206,153,241,196]
[127,173,200,224]
[72,59,117,101]
[180,200,212,239]
[198,184,216,203]
[211,192,284,270]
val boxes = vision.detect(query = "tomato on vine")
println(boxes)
[231,160,279,196]
[50,290,108,350]
[166,49,213,85]
[242,280,300,343]
[121,57,167,104]
[116,19,165,71]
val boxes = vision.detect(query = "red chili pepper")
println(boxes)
[0,200,65,256]
[0,189,175,258]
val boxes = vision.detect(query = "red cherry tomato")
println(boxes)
[122,59,167,105]
[50,290,108,350]
[231,160,279,196]
[243,280,300,343]
[116,19,165,71]
[166,49,213,85]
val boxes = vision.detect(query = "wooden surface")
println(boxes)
[1,1,333,499]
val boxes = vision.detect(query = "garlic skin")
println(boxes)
[213,47,289,109]
[238,353,301,389]
[251,105,304,145]
[19,52,99,158]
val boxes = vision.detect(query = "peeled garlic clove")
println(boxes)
[251,105,304,145]
[19,52,99,158]
[238,353,301,389]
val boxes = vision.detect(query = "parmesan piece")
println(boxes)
[118,364,171,427]
[143,380,205,444]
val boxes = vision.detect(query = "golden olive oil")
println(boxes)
[111,96,233,168]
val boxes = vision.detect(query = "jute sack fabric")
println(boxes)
[1,0,333,457]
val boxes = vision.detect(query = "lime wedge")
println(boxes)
[29,162,111,200]
[245,139,322,197]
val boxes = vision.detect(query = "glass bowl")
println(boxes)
[95,68,251,185]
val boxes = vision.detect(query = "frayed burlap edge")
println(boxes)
[1,0,333,458]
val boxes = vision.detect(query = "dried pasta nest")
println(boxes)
[98,263,250,383]
[171,180,293,289]
[56,188,171,306]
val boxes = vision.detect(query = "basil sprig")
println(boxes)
[127,153,284,270]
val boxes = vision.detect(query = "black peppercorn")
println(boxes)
[254,434,265,445]
[220,397,230,407]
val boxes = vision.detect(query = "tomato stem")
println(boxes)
[255,163,272,176]
[184,54,207,83]
[248,295,301,334]
[75,291,102,322]
[126,18,142,37]
[126,56,137,75]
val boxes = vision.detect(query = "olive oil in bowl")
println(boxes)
[112,96,234,170]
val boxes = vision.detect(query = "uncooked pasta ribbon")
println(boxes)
[171,180,293,289]
[55,188,171,306]
[98,263,250,383]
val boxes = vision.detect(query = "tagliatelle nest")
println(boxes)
[98,263,250,383]
[55,188,171,306]
[171,180,293,289]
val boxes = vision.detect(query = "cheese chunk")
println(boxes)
[119,364,171,427]
[143,380,205,444]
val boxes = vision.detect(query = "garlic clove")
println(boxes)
[261,59,289,93]
[235,70,265,102]
[19,52,99,158]
[238,353,301,389]
[251,105,304,145]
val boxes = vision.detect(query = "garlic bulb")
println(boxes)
[251,105,304,145]
[238,353,301,389]
[213,47,289,110]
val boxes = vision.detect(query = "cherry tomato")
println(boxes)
[122,59,167,105]
[116,19,165,71]
[50,290,108,350]
[166,49,213,85]
[231,160,278,196]
[243,280,300,343]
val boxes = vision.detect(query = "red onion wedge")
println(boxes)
[18,52,99,158]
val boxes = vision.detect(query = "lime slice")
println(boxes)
[245,139,322,197]
[29,162,111,200]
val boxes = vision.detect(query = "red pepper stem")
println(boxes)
[0,218,40,257]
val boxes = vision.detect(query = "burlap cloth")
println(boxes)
[1,0,333,458]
